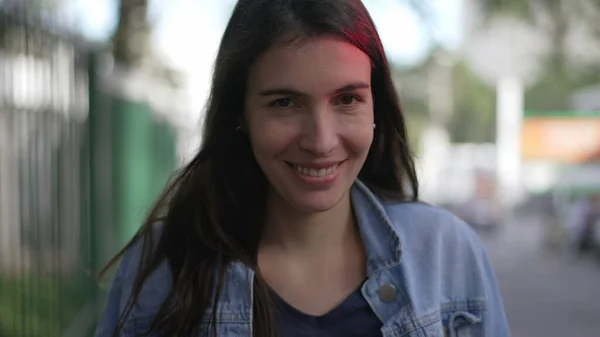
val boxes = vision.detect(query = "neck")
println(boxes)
[260,191,360,258]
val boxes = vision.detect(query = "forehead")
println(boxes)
[247,36,372,94]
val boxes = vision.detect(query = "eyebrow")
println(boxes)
[258,81,370,97]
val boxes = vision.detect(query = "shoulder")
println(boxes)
[353,180,485,264]
[384,200,480,247]
[119,224,173,304]
[383,200,487,268]
[382,199,496,301]
[382,201,500,316]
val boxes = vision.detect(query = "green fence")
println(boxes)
[0,8,178,337]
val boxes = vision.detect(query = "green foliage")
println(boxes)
[525,63,600,111]
[392,58,436,152]
[481,0,532,19]
[525,72,572,111]
[401,96,430,154]
[0,276,94,337]
[445,0,600,140]
[112,0,151,66]
[448,62,496,143]
[393,55,497,146]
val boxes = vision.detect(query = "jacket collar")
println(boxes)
[351,179,403,276]
[215,179,403,323]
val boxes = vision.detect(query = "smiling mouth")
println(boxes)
[286,162,342,178]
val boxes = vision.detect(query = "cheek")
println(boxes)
[248,123,294,159]
[343,126,374,155]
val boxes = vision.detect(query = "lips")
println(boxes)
[284,160,345,178]
[291,163,339,177]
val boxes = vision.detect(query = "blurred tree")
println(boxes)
[480,0,600,74]
[464,0,600,110]
[111,0,183,88]
[1,0,64,12]
[0,0,75,54]
[448,61,496,143]
[392,56,434,150]
[112,0,152,67]
[393,51,496,146]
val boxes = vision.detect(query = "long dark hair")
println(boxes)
[100,0,419,336]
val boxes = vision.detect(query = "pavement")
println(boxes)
[481,214,600,337]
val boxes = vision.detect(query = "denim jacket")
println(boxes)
[95,180,511,337]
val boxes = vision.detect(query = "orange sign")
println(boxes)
[521,118,600,163]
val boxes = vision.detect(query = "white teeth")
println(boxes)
[293,164,339,177]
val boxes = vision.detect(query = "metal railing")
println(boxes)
[0,4,182,335]
[0,7,97,337]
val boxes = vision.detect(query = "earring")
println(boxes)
[373,123,376,129]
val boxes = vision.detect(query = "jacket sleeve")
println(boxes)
[94,228,170,337]
[94,253,130,337]
[479,243,511,336]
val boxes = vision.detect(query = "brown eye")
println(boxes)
[339,95,356,106]
[272,98,294,108]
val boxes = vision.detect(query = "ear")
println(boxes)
[237,117,248,133]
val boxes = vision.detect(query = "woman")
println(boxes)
[96,0,510,336]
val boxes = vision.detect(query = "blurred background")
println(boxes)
[1,0,600,336]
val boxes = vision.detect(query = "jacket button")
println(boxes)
[378,284,397,302]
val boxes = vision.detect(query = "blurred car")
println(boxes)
[593,216,600,260]
[545,165,600,255]
[577,198,600,257]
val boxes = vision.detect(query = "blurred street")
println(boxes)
[483,215,600,337]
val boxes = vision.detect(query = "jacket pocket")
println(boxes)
[381,299,486,337]
[440,302,485,337]
[402,310,483,337]
[380,310,443,337]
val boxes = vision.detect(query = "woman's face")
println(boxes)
[244,36,374,214]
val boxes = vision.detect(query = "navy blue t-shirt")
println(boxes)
[272,284,383,337]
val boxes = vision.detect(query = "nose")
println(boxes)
[298,108,339,156]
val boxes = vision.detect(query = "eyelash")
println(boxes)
[268,98,295,108]
[336,95,362,106]
[267,95,363,109]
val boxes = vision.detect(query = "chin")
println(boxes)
[297,202,336,214]
[287,190,347,214]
